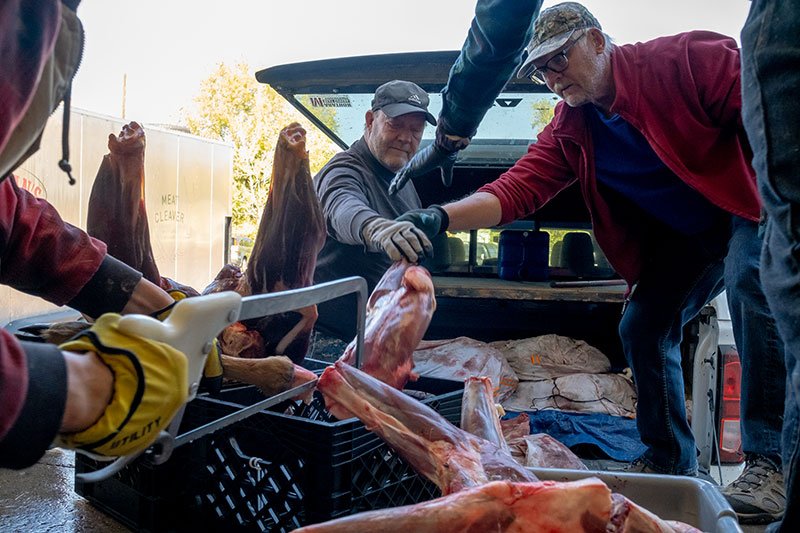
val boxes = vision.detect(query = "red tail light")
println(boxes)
[718,349,744,463]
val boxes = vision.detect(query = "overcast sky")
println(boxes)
[71,0,752,125]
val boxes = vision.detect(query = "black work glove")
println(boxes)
[388,127,470,195]
[395,205,450,241]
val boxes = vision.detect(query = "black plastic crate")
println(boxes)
[75,363,463,532]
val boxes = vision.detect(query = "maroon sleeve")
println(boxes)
[684,32,743,132]
[0,329,67,469]
[0,0,61,154]
[477,108,577,225]
[0,178,107,304]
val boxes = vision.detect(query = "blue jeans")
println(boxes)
[620,217,784,475]
[742,1,800,529]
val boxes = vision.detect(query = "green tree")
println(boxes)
[185,61,338,237]
[531,96,557,135]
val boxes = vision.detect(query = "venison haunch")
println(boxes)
[339,260,435,389]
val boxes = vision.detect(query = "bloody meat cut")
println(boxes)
[315,363,699,532]
[295,477,695,533]
[317,360,538,495]
[205,122,326,363]
[460,377,508,451]
[295,478,613,533]
[338,260,435,389]
[462,377,587,470]
[87,121,160,285]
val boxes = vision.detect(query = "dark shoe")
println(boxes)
[721,455,785,524]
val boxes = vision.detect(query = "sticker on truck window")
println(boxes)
[308,95,353,108]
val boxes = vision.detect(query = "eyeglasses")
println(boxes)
[529,32,587,85]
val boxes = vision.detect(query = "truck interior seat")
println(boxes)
[561,232,595,278]
[550,240,563,267]
[448,237,466,264]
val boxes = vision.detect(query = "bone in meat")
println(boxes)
[339,260,435,389]
[221,354,316,401]
[295,477,614,533]
[317,360,537,495]
[462,376,586,469]
[461,376,508,451]
[296,477,697,533]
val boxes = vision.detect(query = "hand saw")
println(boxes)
[76,276,368,483]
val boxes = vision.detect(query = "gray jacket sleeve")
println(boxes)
[316,166,381,246]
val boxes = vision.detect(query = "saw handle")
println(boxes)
[117,291,242,401]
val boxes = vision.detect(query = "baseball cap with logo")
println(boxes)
[516,2,602,79]
[371,80,436,125]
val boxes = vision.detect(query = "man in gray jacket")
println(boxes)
[312,80,436,341]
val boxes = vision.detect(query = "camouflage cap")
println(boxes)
[517,2,602,79]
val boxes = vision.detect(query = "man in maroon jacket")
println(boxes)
[0,0,190,469]
[397,2,786,523]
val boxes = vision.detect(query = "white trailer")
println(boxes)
[2,107,233,325]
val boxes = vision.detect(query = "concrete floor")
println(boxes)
[0,449,129,532]
[0,449,774,532]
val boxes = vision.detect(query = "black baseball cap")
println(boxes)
[371,80,436,125]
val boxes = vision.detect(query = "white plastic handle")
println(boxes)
[117,291,242,401]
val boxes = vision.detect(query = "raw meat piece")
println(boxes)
[205,123,326,363]
[199,263,246,295]
[414,337,518,401]
[295,478,698,532]
[499,412,531,443]
[317,361,537,495]
[87,121,160,285]
[461,376,508,451]
[220,354,316,402]
[339,260,435,389]
[508,434,588,470]
[463,377,586,469]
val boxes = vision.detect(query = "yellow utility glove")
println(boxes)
[57,313,188,457]
[154,289,224,394]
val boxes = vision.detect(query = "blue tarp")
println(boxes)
[505,410,646,462]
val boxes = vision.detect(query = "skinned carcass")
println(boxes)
[317,361,538,495]
[338,260,435,389]
[314,363,699,532]
[295,478,614,533]
[460,377,508,450]
[463,377,587,470]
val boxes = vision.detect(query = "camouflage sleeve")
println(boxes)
[438,0,542,138]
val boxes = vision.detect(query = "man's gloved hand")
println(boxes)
[388,127,470,195]
[362,217,433,263]
[56,313,188,457]
[396,205,450,241]
[153,289,223,394]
